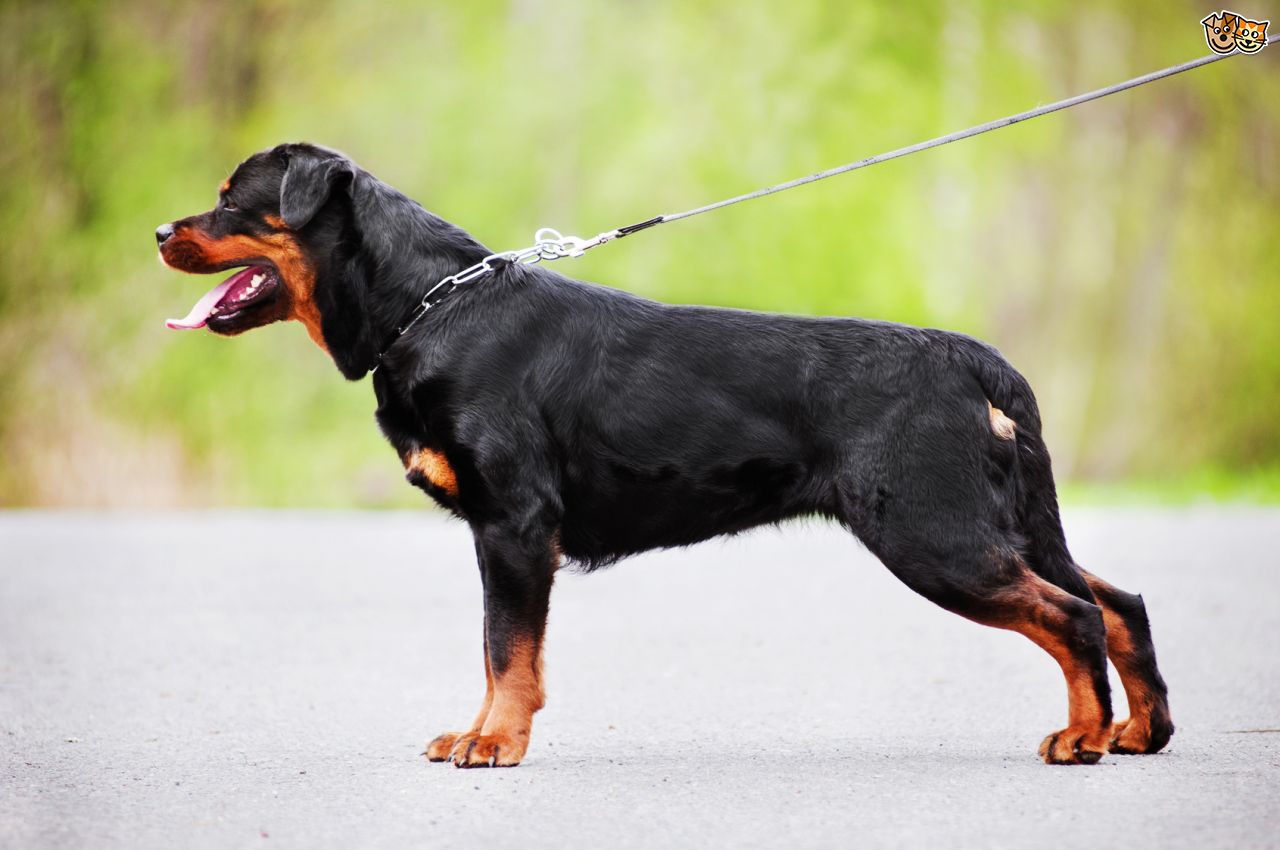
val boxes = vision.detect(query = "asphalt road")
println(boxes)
[2,509,1278,849]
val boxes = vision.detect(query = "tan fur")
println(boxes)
[166,228,327,352]
[1081,572,1162,753]
[428,543,559,768]
[972,569,1110,763]
[988,401,1017,441]
[405,448,458,497]
[443,637,545,767]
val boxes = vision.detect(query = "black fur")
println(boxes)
[158,143,1174,766]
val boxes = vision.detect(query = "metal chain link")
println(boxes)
[390,227,622,343]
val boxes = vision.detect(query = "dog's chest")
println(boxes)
[372,369,461,505]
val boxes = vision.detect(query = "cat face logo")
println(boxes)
[1234,16,1269,52]
[1202,10,1269,53]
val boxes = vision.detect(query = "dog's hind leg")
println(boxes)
[1080,570,1174,754]
[874,543,1113,764]
[984,568,1113,764]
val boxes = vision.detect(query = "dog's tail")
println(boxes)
[953,337,1095,603]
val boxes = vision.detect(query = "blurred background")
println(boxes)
[0,0,1276,508]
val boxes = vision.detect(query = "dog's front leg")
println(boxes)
[429,522,557,768]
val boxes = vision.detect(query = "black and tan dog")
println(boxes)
[157,143,1173,767]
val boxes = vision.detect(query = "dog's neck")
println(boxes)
[315,173,491,380]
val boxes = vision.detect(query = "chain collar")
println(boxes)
[371,227,620,371]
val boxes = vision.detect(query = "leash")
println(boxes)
[380,48,1254,361]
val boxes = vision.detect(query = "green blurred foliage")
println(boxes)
[0,0,1276,507]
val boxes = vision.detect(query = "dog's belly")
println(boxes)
[556,451,825,562]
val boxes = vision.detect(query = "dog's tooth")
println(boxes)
[251,274,264,285]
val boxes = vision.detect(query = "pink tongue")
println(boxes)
[165,268,252,330]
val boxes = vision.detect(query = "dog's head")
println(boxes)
[158,143,356,351]
[1201,12,1239,54]
[160,142,492,379]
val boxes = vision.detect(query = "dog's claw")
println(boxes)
[445,732,527,768]
[425,732,463,763]
[1039,726,1109,765]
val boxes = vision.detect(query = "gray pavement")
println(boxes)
[1,509,1278,849]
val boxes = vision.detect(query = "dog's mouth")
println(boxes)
[166,264,282,331]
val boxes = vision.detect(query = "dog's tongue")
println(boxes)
[165,268,252,330]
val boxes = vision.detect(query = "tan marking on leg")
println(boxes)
[988,400,1017,441]
[442,541,557,768]
[974,569,1109,764]
[483,637,546,734]
[1081,572,1171,753]
[1018,618,1108,750]
[405,448,458,497]
[453,637,545,768]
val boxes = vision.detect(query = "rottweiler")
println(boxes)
[157,143,1173,767]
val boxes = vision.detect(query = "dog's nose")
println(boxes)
[155,223,175,246]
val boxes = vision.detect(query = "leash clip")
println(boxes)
[526,227,620,263]
[381,225,621,362]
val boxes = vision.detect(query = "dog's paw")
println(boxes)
[449,732,527,768]
[425,732,466,762]
[1109,713,1174,754]
[1038,726,1109,765]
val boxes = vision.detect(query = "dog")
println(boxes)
[157,143,1173,767]
[1202,11,1240,54]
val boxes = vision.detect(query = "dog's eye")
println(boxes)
[222,199,239,212]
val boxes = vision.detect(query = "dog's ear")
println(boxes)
[279,147,356,230]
